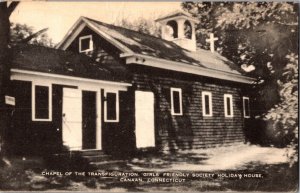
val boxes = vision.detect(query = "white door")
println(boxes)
[62,88,82,150]
[135,91,155,148]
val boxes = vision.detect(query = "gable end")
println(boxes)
[56,17,133,54]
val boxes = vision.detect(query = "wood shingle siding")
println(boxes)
[8,81,68,155]
[130,65,247,151]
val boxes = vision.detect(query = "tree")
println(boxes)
[114,17,161,37]
[263,53,298,165]
[0,2,51,167]
[0,1,19,167]
[10,23,54,47]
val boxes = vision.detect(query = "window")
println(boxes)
[171,88,182,115]
[243,97,250,118]
[202,91,212,116]
[224,94,233,117]
[79,35,93,53]
[32,83,52,121]
[104,91,119,122]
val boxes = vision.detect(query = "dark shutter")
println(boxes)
[106,92,117,120]
[35,86,49,119]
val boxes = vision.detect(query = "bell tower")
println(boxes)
[155,10,199,52]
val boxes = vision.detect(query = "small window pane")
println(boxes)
[106,92,117,120]
[35,86,49,119]
[202,92,212,116]
[205,95,210,115]
[226,97,231,116]
[244,98,250,117]
[81,37,90,51]
[173,91,181,114]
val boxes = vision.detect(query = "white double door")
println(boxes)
[62,88,101,150]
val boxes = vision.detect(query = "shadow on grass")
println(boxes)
[126,152,210,170]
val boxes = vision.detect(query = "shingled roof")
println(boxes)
[11,44,129,83]
[83,17,244,75]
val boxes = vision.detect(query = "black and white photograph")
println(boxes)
[0,1,298,192]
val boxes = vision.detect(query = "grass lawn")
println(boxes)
[0,143,298,192]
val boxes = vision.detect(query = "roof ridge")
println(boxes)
[83,16,181,46]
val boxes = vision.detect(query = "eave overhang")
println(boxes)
[10,69,132,91]
[121,53,256,84]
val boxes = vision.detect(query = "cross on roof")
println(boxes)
[205,33,218,53]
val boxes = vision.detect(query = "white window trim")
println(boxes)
[104,90,119,122]
[243,96,250,118]
[170,88,183,116]
[202,91,213,117]
[79,35,93,53]
[32,82,52,122]
[224,94,233,118]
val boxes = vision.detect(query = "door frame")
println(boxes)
[80,86,102,150]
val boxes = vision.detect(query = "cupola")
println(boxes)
[155,10,199,52]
